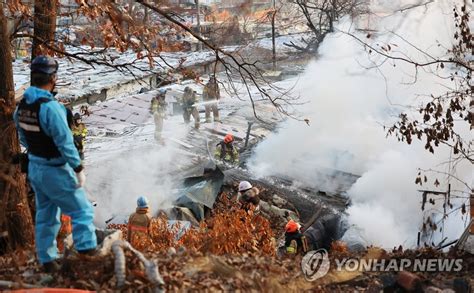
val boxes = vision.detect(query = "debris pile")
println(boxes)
[1,243,472,291]
[1,184,472,291]
[0,247,302,291]
[107,194,276,256]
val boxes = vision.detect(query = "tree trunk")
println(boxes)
[0,2,34,253]
[32,0,57,60]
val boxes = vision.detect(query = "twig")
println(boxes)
[340,30,472,72]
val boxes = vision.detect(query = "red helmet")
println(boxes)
[285,220,300,233]
[224,133,234,144]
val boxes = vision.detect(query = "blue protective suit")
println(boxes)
[14,86,97,264]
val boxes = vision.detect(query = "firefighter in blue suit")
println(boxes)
[14,56,97,273]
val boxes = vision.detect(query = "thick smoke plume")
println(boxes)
[250,0,472,248]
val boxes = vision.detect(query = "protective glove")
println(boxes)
[76,170,86,188]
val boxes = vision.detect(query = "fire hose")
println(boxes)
[64,230,165,291]
[111,240,165,292]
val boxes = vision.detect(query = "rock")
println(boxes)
[167,247,177,256]
[424,286,443,293]
[452,278,471,293]
[272,194,287,206]
[21,269,35,278]
[177,246,187,256]
[397,271,421,291]
[39,274,54,285]
[379,273,397,289]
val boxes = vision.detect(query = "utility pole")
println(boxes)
[195,0,202,51]
[271,0,276,69]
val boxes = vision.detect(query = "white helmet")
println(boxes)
[238,181,252,192]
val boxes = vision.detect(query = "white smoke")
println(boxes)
[249,0,472,248]
[85,119,191,227]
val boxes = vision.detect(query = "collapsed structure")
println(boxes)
[80,78,358,242]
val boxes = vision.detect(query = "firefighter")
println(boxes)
[214,133,239,165]
[283,214,342,255]
[14,56,97,272]
[150,89,167,141]
[180,86,200,129]
[202,75,220,123]
[72,113,88,160]
[284,220,308,255]
[237,181,260,211]
[127,196,152,244]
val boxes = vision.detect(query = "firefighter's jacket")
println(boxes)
[214,141,239,164]
[151,97,167,117]
[238,187,260,211]
[284,231,309,254]
[72,123,87,153]
[203,81,220,101]
[180,90,198,110]
[284,214,342,254]
[127,208,152,242]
